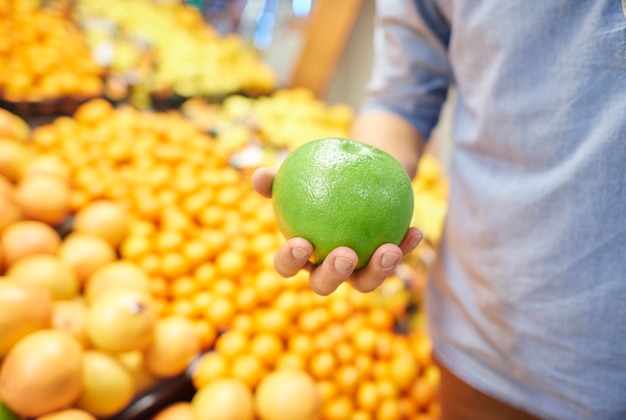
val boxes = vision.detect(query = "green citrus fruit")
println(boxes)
[272,137,414,269]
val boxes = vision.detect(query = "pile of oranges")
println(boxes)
[0,2,103,102]
[12,98,443,419]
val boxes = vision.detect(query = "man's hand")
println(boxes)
[251,167,423,296]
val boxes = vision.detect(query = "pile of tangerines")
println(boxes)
[0,99,441,420]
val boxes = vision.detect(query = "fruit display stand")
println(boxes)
[0,2,449,420]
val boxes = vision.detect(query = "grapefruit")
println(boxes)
[74,350,135,418]
[58,233,116,286]
[15,175,71,226]
[86,288,158,353]
[191,378,254,420]
[7,254,79,300]
[84,261,150,304]
[0,281,53,358]
[0,330,83,418]
[272,138,414,269]
[0,221,61,268]
[254,370,322,420]
[114,351,158,395]
[19,155,71,182]
[152,402,194,420]
[0,139,30,182]
[0,195,21,234]
[143,316,202,379]
[51,299,89,347]
[36,408,96,420]
[72,200,129,248]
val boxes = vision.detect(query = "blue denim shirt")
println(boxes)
[362,1,626,419]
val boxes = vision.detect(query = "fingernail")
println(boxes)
[291,247,309,259]
[381,252,401,268]
[410,234,423,248]
[334,257,354,273]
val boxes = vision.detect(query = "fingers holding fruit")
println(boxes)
[253,137,417,295]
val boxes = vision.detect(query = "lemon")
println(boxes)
[272,138,414,269]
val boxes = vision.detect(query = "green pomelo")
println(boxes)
[272,137,414,269]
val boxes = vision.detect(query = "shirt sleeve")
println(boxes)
[360,0,454,140]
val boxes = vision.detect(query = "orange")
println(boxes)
[214,249,246,277]
[334,365,360,395]
[322,395,354,420]
[308,350,337,380]
[193,351,229,388]
[193,319,218,350]
[355,381,380,412]
[274,350,307,371]
[254,370,322,420]
[375,399,402,420]
[231,313,254,334]
[252,308,290,337]
[388,351,419,390]
[250,333,284,367]
[272,138,414,268]
[204,296,235,329]
[230,353,267,388]
[215,329,248,360]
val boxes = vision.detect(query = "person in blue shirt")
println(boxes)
[253,1,626,418]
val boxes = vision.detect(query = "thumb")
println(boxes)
[251,167,277,198]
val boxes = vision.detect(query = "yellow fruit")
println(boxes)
[0,281,53,357]
[0,175,16,198]
[0,220,61,268]
[230,353,267,389]
[192,378,254,420]
[84,261,150,304]
[0,109,30,142]
[192,352,229,389]
[75,350,135,418]
[0,330,83,418]
[58,233,116,286]
[254,370,322,420]
[272,138,413,269]
[36,409,96,420]
[19,155,71,182]
[86,288,158,352]
[0,139,30,182]
[15,175,71,226]
[7,254,79,300]
[152,402,195,420]
[51,299,89,347]
[115,351,158,395]
[0,195,21,234]
[143,316,201,379]
[72,200,129,247]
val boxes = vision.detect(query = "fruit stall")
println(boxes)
[0,1,449,419]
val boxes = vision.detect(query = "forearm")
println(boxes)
[350,109,425,179]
